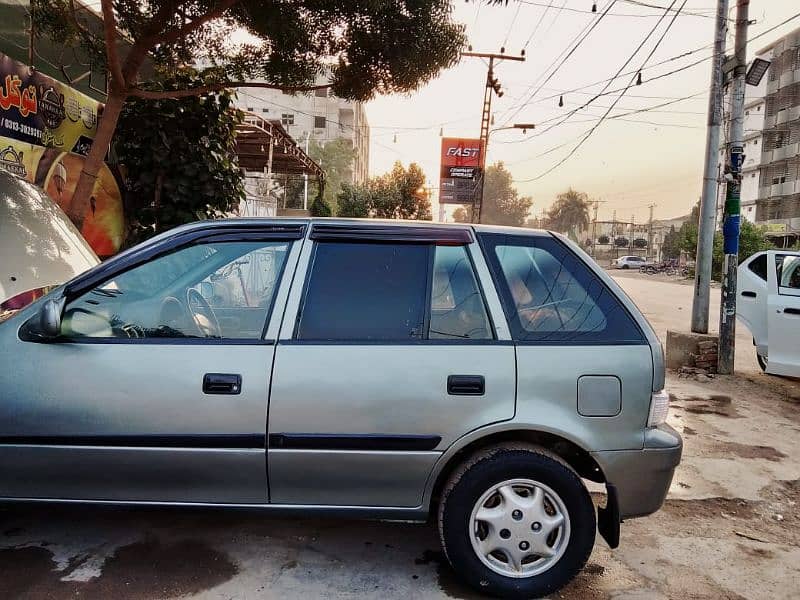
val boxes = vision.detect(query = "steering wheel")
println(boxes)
[186,288,222,338]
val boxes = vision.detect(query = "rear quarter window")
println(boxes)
[479,233,645,344]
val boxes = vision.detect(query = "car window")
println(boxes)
[480,233,645,344]
[429,245,492,340]
[748,254,768,281]
[779,255,800,292]
[61,241,291,340]
[296,242,429,341]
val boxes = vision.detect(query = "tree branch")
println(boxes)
[153,0,241,47]
[66,0,95,41]
[100,0,126,90]
[128,81,333,100]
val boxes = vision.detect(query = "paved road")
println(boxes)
[2,276,798,599]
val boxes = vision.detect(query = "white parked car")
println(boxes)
[737,250,800,377]
[615,256,648,269]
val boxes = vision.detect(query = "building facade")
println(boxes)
[758,27,800,232]
[233,81,370,185]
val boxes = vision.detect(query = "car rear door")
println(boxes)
[765,251,800,377]
[267,224,515,508]
[736,252,769,353]
[0,224,303,504]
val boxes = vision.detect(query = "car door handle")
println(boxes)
[203,373,242,395]
[784,308,800,316]
[447,375,485,396]
[741,291,756,298]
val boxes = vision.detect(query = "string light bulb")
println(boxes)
[558,95,564,107]
[592,2,597,12]
[636,71,642,85]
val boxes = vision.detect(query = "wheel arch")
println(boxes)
[425,426,606,513]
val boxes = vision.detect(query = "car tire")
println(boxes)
[621,264,629,269]
[437,445,596,599]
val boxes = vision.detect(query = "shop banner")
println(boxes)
[439,137,483,205]
[0,135,123,257]
[0,52,99,156]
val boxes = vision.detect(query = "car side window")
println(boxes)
[778,255,800,293]
[61,241,291,340]
[748,254,768,281]
[480,233,644,344]
[296,242,429,341]
[429,245,493,340]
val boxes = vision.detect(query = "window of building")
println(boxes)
[757,104,761,111]
[314,88,328,98]
[261,107,269,113]
[746,110,750,116]
[61,241,292,340]
[246,107,254,112]
[314,116,326,129]
[480,234,644,344]
[281,113,294,126]
[754,139,758,145]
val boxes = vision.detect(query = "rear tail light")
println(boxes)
[648,390,670,427]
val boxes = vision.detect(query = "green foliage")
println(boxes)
[546,188,591,236]
[597,234,610,245]
[310,192,332,217]
[678,201,775,278]
[661,225,681,260]
[634,238,648,249]
[308,139,356,214]
[114,75,244,245]
[481,162,533,227]
[334,162,431,220]
[33,0,468,102]
[452,206,472,223]
[615,237,629,247]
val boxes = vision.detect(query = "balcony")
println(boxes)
[776,105,800,125]
[764,114,777,128]
[767,78,781,94]
[780,68,800,87]
[770,181,800,197]
[774,143,800,161]
[762,149,773,164]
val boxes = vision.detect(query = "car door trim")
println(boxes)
[0,434,265,449]
[268,433,442,451]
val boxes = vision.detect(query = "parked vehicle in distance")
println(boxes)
[0,219,681,599]
[0,171,99,323]
[737,250,800,377]
[615,255,648,269]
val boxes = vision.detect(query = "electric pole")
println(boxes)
[461,51,525,223]
[718,0,750,374]
[647,204,656,260]
[592,200,600,259]
[691,0,729,333]
[629,215,635,254]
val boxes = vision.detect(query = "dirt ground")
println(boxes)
[1,275,798,600]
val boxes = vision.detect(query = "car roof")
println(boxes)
[159,217,553,238]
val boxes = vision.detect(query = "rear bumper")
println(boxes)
[592,424,682,520]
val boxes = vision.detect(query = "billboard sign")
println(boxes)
[0,52,100,156]
[439,137,483,205]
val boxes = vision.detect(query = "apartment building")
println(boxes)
[234,80,370,185]
[757,26,800,231]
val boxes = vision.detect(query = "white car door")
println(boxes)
[736,252,769,355]
[765,251,800,377]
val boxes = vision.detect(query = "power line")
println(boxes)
[518,0,716,18]
[502,0,620,127]
[503,1,524,49]
[522,0,556,50]
[516,0,688,183]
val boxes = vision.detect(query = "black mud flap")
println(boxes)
[598,484,621,549]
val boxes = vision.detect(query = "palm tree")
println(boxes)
[546,188,591,237]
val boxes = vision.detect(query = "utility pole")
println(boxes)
[647,204,656,260]
[592,201,600,259]
[612,210,618,263]
[461,51,525,223]
[691,0,730,333]
[630,215,635,255]
[718,0,750,374]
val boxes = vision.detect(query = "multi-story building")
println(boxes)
[756,27,800,232]
[234,79,370,185]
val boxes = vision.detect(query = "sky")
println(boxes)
[366,0,800,224]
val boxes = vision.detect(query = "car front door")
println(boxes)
[765,251,800,377]
[0,225,302,504]
[267,224,515,508]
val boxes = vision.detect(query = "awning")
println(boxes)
[235,114,324,180]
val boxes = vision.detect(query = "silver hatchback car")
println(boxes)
[0,217,681,598]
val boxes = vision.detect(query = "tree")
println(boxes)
[114,75,244,246]
[372,162,431,220]
[615,237,629,247]
[452,206,472,223]
[309,139,356,215]
[546,188,591,236]
[598,234,610,245]
[481,162,533,226]
[335,162,431,220]
[32,0,469,229]
[661,226,681,260]
[634,238,648,249]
